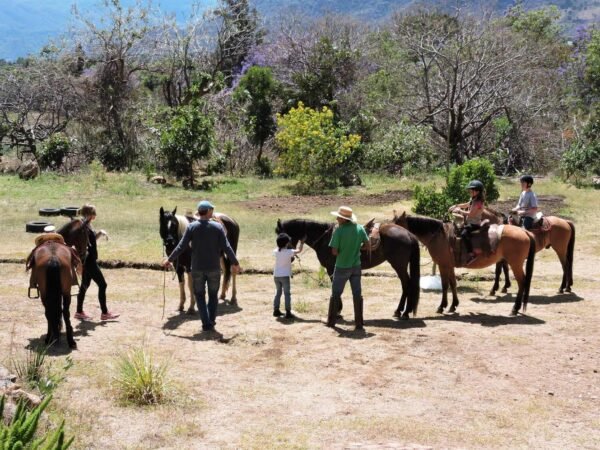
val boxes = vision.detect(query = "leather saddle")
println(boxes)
[449,220,504,267]
[362,218,382,253]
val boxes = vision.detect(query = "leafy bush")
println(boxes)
[159,103,215,187]
[445,158,500,204]
[560,141,600,185]
[38,134,71,170]
[0,395,73,449]
[412,185,452,221]
[113,348,170,405]
[365,122,434,174]
[275,102,361,192]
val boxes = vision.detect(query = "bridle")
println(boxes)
[294,220,334,249]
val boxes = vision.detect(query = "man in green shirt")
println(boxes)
[327,206,370,330]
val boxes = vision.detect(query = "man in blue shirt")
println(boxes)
[163,200,241,332]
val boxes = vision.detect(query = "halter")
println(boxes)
[298,220,334,249]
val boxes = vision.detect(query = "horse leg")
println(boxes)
[230,272,237,305]
[490,262,502,296]
[186,271,196,313]
[509,263,525,316]
[398,270,411,320]
[219,257,228,301]
[436,267,450,313]
[395,292,406,318]
[63,292,76,349]
[447,269,460,313]
[502,260,511,293]
[177,268,186,312]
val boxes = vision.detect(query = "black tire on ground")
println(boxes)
[26,221,52,233]
[60,206,79,217]
[39,208,61,216]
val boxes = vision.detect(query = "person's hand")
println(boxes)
[99,229,109,241]
[162,257,173,269]
[448,205,456,213]
[232,264,242,274]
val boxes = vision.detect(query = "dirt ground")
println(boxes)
[1,243,599,449]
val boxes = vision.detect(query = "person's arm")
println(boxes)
[329,229,340,256]
[360,226,370,251]
[162,225,192,267]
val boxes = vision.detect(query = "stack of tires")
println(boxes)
[26,206,79,233]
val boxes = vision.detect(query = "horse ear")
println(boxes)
[276,219,282,232]
[401,211,406,219]
[172,207,177,215]
[160,207,164,216]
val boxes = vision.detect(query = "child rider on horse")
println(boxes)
[512,175,538,230]
[449,180,485,265]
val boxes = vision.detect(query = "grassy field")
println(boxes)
[1,171,599,449]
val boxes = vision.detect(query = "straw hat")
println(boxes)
[330,206,357,223]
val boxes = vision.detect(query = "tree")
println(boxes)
[233,66,277,167]
[213,0,263,84]
[389,9,558,168]
[73,0,154,170]
[275,102,361,192]
[159,102,215,188]
[0,54,78,162]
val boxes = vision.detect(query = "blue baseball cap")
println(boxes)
[197,200,215,210]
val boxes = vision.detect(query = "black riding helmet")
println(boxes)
[519,174,534,185]
[466,180,484,191]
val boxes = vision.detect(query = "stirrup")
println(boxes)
[28,286,39,299]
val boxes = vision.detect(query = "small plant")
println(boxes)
[445,158,500,204]
[0,395,74,449]
[113,348,171,405]
[293,301,312,314]
[10,347,73,396]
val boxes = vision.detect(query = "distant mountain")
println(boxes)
[1,0,598,61]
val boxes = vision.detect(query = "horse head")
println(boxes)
[159,206,180,251]
[393,211,408,228]
[58,219,89,262]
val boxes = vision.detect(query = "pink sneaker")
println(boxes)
[74,311,93,320]
[100,312,120,321]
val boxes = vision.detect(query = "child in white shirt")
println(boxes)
[273,233,300,319]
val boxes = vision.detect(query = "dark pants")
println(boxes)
[522,216,534,230]
[77,258,108,314]
[192,270,221,330]
[461,224,481,254]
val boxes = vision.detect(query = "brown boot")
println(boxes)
[327,296,340,327]
[353,296,364,330]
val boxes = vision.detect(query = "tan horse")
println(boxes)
[28,241,81,348]
[483,209,575,295]
[394,211,536,316]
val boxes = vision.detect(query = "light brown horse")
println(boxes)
[394,211,536,316]
[28,241,81,348]
[483,209,575,295]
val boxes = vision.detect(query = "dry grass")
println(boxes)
[1,175,600,448]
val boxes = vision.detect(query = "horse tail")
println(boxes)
[222,216,240,288]
[566,220,575,289]
[46,257,62,335]
[523,234,536,311]
[409,237,421,316]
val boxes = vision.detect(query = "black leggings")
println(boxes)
[77,259,108,314]
[461,224,481,254]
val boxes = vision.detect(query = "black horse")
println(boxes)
[275,218,421,318]
[159,207,241,309]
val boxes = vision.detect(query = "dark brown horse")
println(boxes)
[57,218,90,262]
[275,218,421,318]
[394,211,536,316]
[159,207,241,307]
[483,209,576,295]
[28,241,80,348]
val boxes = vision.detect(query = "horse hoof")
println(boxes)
[566,288,572,293]
[400,314,409,321]
[229,299,238,306]
[489,290,496,296]
[186,309,196,315]
[436,307,444,314]
[501,288,508,294]
[510,310,518,317]
[69,342,77,349]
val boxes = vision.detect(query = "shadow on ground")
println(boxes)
[420,312,545,327]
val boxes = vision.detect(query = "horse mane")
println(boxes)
[175,214,190,238]
[407,215,445,235]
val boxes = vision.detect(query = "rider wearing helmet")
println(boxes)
[450,180,486,265]
[512,175,538,230]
